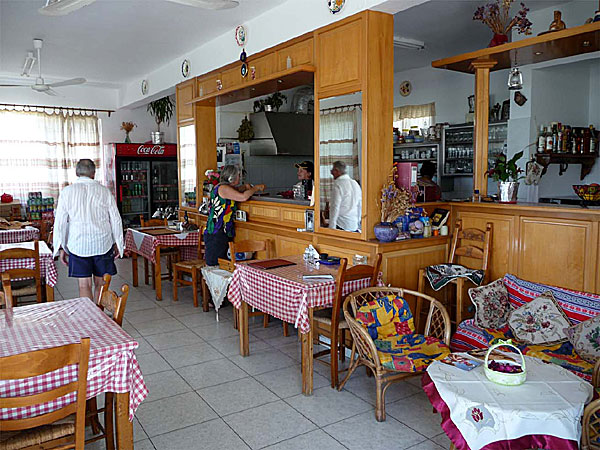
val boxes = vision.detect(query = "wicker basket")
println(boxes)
[484,340,526,386]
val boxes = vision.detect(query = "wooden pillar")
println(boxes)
[471,58,497,196]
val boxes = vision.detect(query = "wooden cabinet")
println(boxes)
[196,74,220,98]
[176,79,195,124]
[221,66,242,91]
[247,53,277,82]
[277,38,314,71]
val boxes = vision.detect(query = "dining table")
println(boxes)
[124,227,199,301]
[0,240,57,301]
[0,225,40,244]
[227,255,372,395]
[0,297,148,450]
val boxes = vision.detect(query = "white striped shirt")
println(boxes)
[53,177,124,258]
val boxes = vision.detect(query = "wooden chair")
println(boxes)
[0,239,43,305]
[96,273,130,327]
[581,360,600,450]
[313,254,382,388]
[173,227,206,309]
[0,272,14,308]
[0,338,91,450]
[140,216,180,286]
[417,220,492,327]
[339,287,451,421]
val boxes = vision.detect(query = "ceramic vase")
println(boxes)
[489,33,509,47]
[374,222,399,242]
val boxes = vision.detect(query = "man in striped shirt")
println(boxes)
[53,159,124,302]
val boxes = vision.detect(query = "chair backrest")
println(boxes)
[448,220,493,272]
[97,274,130,327]
[0,337,91,449]
[1,272,13,308]
[140,216,167,227]
[196,226,206,260]
[229,239,273,265]
[0,240,42,302]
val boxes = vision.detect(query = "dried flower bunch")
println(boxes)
[120,122,136,133]
[380,166,413,223]
[473,0,532,36]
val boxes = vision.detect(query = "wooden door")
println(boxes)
[197,74,220,98]
[277,38,314,71]
[176,79,195,124]
[221,66,243,91]
[247,53,277,82]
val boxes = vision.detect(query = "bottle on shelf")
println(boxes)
[545,126,553,153]
[537,125,546,154]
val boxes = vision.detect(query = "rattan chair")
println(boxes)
[0,338,91,450]
[173,227,206,308]
[581,360,600,449]
[339,286,451,421]
[140,216,180,285]
[0,240,43,305]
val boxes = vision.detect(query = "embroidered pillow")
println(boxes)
[508,291,571,345]
[468,278,511,329]
[355,294,415,341]
[566,315,600,363]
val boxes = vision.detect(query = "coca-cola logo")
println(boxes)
[137,145,165,155]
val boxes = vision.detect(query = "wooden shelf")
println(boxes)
[432,22,600,73]
[535,152,599,180]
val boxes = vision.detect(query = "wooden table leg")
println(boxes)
[154,246,162,301]
[301,307,314,395]
[131,253,138,288]
[114,392,133,450]
[239,301,249,356]
[45,284,54,302]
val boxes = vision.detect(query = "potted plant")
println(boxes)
[147,96,174,144]
[486,151,524,203]
[473,0,532,47]
[375,166,413,242]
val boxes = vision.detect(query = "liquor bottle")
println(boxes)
[537,125,546,153]
[583,127,591,154]
[551,123,557,153]
[545,126,554,153]
[557,123,563,153]
[591,125,598,154]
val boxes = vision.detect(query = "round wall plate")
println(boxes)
[327,0,345,14]
[235,25,247,47]
[399,80,412,97]
[181,59,191,78]
[241,63,248,78]
[141,79,148,95]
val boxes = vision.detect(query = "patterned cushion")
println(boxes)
[355,294,415,341]
[508,291,571,345]
[375,334,450,372]
[469,278,511,329]
[566,315,600,363]
[503,273,600,324]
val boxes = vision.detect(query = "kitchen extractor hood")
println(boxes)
[248,112,313,156]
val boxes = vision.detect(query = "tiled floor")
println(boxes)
[53,258,451,450]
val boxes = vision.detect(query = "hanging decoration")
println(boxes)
[327,0,346,14]
[235,25,248,79]
[181,59,191,78]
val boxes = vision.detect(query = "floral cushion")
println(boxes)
[469,278,512,329]
[566,315,600,363]
[355,294,415,341]
[375,334,450,372]
[508,291,572,345]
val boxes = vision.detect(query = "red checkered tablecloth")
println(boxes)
[0,298,148,421]
[0,226,40,244]
[0,241,58,287]
[125,228,199,263]
[228,256,371,334]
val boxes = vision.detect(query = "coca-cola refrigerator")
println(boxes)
[103,143,178,228]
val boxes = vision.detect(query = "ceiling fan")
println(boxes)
[0,39,86,96]
[39,0,239,16]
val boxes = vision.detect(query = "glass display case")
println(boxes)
[393,142,440,181]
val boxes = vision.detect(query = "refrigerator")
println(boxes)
[103,143,178,228]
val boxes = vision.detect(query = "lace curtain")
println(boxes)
[0,109,101,202]
[393,102,436,131]
[319,109,360,209]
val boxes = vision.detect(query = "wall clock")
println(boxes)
[181,59,191,78]
[141,79,148,95]
[399,80,412,97]
[327,0,345,14]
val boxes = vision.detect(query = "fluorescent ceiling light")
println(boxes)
[393,36,426,50]
[21,52,36,77]
[166,0,239,9]
[39,0,96,16]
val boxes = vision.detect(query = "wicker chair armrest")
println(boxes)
[582,398,600,450]
[343,304,382,369]
[593,359,600,389]
[402,288,451,346]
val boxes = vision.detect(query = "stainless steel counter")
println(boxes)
[249,194,311,206]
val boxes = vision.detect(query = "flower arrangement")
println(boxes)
[120,121,136,143]
[380,166,413,223]
[205,169,220,186]
[486,151,524,182]
[473,0,532,46]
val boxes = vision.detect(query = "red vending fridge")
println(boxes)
[103,143,178,228]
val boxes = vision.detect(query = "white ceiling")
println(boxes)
[0,0,282,85]
[393,0,573,72]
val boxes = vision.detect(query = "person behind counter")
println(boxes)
[328,161,361,232]
[294,160,313,200]
[417,161,442,202]
[204,165,265,266]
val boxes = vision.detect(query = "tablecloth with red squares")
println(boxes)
[125,228,199,263]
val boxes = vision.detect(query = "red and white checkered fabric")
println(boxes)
[0,241,58,287]
[228,256,371,334]
[0,298,148,421]
[0,227,40,244]
[125,229,199,263]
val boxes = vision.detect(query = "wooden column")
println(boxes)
[471,58,497,196]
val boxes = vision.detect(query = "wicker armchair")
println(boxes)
[581,359,600,449]
[339,286,451,422]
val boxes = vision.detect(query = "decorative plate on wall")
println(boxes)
[141,79,148,95]
[235,25,247,47]
[181,59,191,78]
[327,0,345,14]
[399,80,412,97]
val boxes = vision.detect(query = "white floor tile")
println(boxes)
[150,418,250,450]
[198,377,278,416]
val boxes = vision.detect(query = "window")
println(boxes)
[393,102,436,133]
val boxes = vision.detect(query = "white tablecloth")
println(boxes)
[426,355,593,450]
[201,266,232,320]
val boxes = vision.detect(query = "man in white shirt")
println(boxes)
[328,161,362,232]
[53,159,124,302]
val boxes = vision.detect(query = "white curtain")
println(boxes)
[0,109,101,202]
[319,109,360,209]
[393,102,436,132]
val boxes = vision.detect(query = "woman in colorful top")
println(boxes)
[204,165,265,266]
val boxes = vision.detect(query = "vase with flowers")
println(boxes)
[375,166,414,242]
[120,122,136,143]
[203,169,220,195]
[473,0,533,47]
[486,151,524,203]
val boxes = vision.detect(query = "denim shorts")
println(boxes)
[68,248,117,278]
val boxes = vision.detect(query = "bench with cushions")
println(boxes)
[451,273,600,382]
